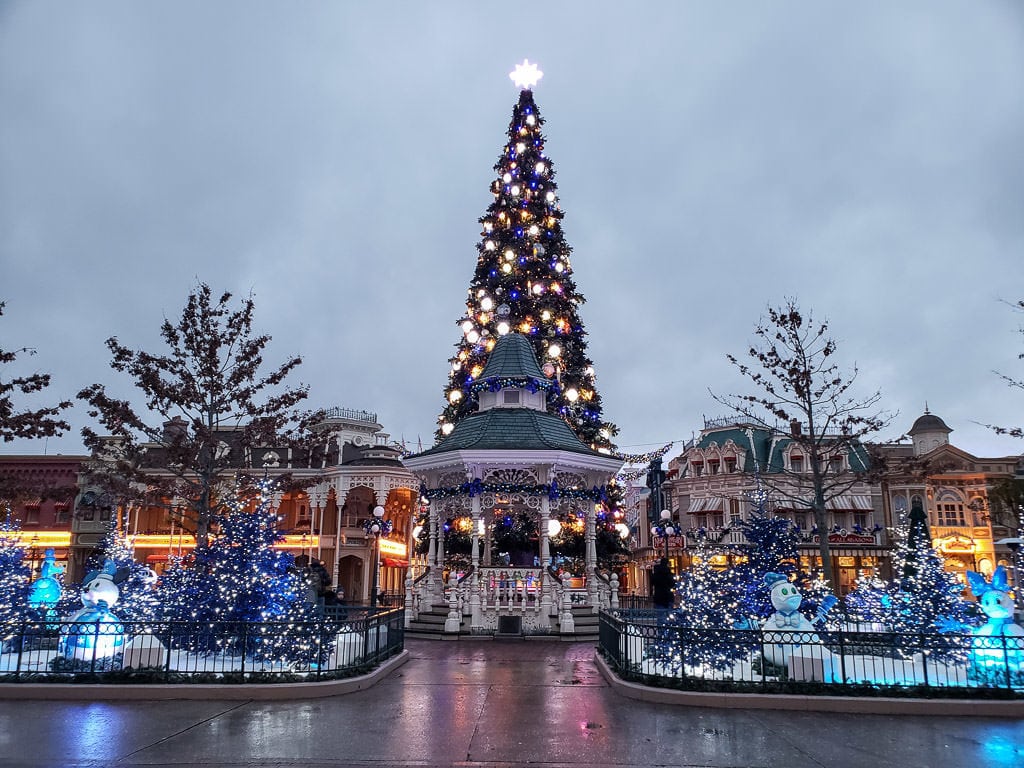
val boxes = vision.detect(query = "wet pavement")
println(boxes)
[0,639,1022,767]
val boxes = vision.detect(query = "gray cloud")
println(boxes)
[2,1,1022,461]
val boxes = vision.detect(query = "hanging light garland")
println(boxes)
[420,479,608,502]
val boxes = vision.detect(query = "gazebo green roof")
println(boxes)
[477,333,546,380]
[412,408,602,458]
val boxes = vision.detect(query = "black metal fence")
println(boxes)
[0,608,404,683]
[599,609,1024,696]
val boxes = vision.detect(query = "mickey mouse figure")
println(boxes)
[58,559,128,663]
[966,565,1023,682]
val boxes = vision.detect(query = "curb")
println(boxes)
[0,650,409,701]
[594,652,1024,718]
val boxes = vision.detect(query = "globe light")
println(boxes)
[502,263,513,274]
[615,522,630,539]
[516,142,526,153]
[497,321,510,335]
[466,330,480,344]
[547,344,561,358]
[503,173,512,183]
[485,240,495,250]
[546,191,555,202]
[412,525,423,539]
[449,390,463,403]
[526,114,536,126]
[511,185,520,196]
[565,387,579,402]
[461,320,474,332]
[480,296,494,311]
[528,225,539,235]
[442,422,454,435]
[547,518,562,537]
[535,162,545,173]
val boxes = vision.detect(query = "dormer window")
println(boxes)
[725,457,737,473]
[502,390,521,405]
[790,455,803,473]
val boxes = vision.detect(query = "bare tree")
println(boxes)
[712,300,894,591]
[77,284,314,549]
[0,302,71,444]
[984,298,1024,440]
[1,301,73,504]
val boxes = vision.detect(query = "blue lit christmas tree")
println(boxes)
[845,498,979,662]
[158,477,327,665]
[733,481,833,624]
[0,509,31,629]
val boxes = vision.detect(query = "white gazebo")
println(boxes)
[403,334,622,637]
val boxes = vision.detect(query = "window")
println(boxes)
[710,512,725,529]
[794,512,808,530]
[729,498,742,525]
[708,460,720,476]
[725,457,737,473]
[829,455,844,473]
[790,455,803,473]
[692,462,703,477]
[853,511,869,530]
[831,512,848,530]
[937,503,966,527]
[502,390,520,405]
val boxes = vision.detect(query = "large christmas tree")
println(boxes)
[437,62,616,451]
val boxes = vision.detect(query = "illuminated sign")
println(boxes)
[379,538,408,558]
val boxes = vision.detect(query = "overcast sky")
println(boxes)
[2,2,1023,465]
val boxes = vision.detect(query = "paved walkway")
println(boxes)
[0,640,1022,767]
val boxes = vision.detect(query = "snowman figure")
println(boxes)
[760,572,828,669]
[58,559,127,663]
[966,566,1023,682]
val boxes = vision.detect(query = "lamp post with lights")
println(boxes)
[364,505,392,608]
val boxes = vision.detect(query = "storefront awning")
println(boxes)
[686,497,724,514]
[381,557,409,568]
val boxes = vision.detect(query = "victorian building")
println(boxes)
[70,408,418,601]
[877,408,1022,585]
[662,417,887,595]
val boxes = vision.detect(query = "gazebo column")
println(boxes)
[586,502,599,609]
[470,495,483,630]
[537,494,552,628]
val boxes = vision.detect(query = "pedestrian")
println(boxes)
[650,557,675,610]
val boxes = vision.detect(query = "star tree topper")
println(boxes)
[509,59,543,90]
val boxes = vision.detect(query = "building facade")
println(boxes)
[662,417,888,595]
[877,409,1022,585]
[66,408,419,602]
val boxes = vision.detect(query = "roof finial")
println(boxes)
[924,401,930,415]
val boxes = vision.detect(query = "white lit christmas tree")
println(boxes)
[437,61,617,451]
[158,477,327,665]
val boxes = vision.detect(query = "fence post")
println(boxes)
[241,622,248,678]
[165,621,172,682]
[837,629,847,684]
[920,633,929,688]
[14,620,26,679]
[1003,634,1012,690]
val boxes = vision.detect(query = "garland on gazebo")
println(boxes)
[421,479,608,502]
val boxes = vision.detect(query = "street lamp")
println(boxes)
[365,505,393,609]
[650,509,676,561]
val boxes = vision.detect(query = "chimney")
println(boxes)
[790,419,802,437]
[162,416,189,443]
